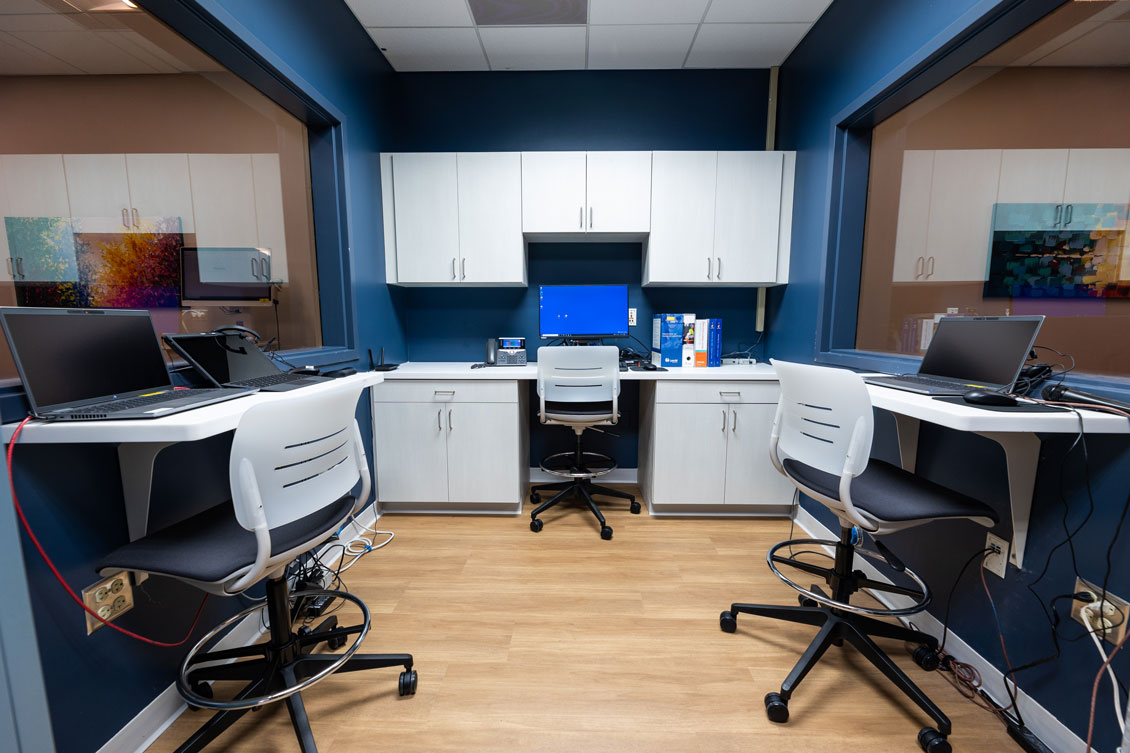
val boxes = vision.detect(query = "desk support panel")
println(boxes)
[893,414,920,473]
[118,442,173,542]
[975,431,1041,571]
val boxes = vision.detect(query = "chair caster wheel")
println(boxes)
[297,625,311,638]
[530,518,544,533]
[918,727,950,753]
[798,593,817,607]
[719,610,737,633]
[327,633,347,650]
[913,646,942,672]
[630,501,641,514]
[186,681,212,711]
[600,525,613,540]
[764,692,789,723]
[398,669,418,696]
[530,492,540,504]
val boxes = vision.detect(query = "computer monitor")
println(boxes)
[539,285,629,340]
[181,248,273,307]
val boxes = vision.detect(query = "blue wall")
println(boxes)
[774,1,1130,749]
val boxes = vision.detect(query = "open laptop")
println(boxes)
[0,308,255,421]
[164,332,330,392]
[864,315,1044,395]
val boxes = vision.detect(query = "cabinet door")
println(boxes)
[1064,149,1130,204]
[646,151,717,284]
[892,151,933,282]
[713,151,782,284]
[924,149,1001,282]
[997,149,1068,203]
[724,404,794,505]
[521,151,587,233]
[457,152,524,284]
[373,401,450,504]
[0,155,77,283]
[446,402,521,503]
[649,403,728,505]
[195,247,272,284]
[64,154,132,233]
[585,151,651,233]
[0,168,10,282]
[189,154,259,248]
[393,153,460,283]
[125,153,195,234]
[251,153,288,283]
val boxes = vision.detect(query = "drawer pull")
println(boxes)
[721,410,726,432]
[437,409,442,431]
[732,410,737,432]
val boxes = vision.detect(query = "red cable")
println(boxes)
[1085,627,1130,752]
[7,416,208,647]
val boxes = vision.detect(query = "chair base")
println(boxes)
[175,578,415,753]
[719,527,953,752]
[529,478,639,539]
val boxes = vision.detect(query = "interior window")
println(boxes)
[856,0,1130,377]
[0,0,322,380]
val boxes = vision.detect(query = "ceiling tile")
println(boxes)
[0,0,57,13]
[588,24,697,69]
[367,27,488,71]
[469,0,587,26]
[685,22,809,68]
[5,29,162,73]
[1031,20,1130,66]
[0,13,83,31]
[344,0,472,27]
[479,26,586,70]
[706,0,832,24]
[589,0,709,25]
[0,33,82,74]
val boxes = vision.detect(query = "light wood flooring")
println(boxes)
[150,490,1016,752]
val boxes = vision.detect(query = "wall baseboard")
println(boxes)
[792,505,1084,753]
[96,505,381,753]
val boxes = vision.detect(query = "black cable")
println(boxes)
[981,567,1024,727]
[1098,483,1130,644]
[939,547,994,653]
[272,292,282,351]
[627,333,653,359]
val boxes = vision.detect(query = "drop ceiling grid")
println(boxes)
[350,0,833,72]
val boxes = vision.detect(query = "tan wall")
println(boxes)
[858,67,1130,376]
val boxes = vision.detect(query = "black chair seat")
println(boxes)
[782,458,998,525]
[97,494,355,583]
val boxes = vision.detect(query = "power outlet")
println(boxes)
[628,308,637,327]
[1072,577,1129,647]
[982,533,1009,578]
[82,571,134,635]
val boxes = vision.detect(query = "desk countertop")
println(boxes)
[380,362,780,381]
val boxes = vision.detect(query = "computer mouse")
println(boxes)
[962,389,1017,407]
[641,361,659,371]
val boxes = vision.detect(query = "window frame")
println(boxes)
[813,0,1130,393]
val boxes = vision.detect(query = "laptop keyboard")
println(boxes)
[103,389,230,412]
[874,375,968,390]
[234,372,304,388]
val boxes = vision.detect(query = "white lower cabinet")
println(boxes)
[640,381,792,509]
[372,381,527,509]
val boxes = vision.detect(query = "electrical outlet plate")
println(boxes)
[722,357,756,366]
[628,308,637,327]
[983,533,1009,578]
[1071,576,1129,647]
[81,571,134,635]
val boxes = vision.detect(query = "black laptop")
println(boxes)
[864,315,1044,395]
[164,332,330,392]
[0,308,254,421]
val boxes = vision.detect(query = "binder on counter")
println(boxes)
[694,319,710,367]
[651,313,682,367]
[709,319,723,367]
[681,314,696,368]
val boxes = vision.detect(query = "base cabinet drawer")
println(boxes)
[372,380,517,404]
[654,381,778,404]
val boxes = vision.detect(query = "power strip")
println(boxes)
[722,357,757,366]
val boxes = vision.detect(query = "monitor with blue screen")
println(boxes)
[539,285,629,339]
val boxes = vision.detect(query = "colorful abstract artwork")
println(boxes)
[984,229,1130,299]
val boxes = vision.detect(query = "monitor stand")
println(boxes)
[561,337,603,346]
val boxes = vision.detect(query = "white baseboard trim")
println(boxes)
[792,504,1083,753]
[96,505,382,753]
[528,467,638,484]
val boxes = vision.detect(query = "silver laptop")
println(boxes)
[864,315,1044,395]
[0,308,255,421]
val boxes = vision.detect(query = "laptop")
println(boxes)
[864,315,1044,395]
[0,308,255,421]
[164,332,330,392]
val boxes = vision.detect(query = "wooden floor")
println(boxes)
[150,490,1015,753]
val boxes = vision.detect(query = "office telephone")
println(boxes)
[485,337,526,366]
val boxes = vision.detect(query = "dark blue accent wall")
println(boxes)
[774,1,1130,749]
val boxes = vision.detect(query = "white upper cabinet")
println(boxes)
[64,154,132,233]
[393,152,460,284]
[522,151,587,233]
[457,152,525,285]
[713,151,782,284]
[125,153,195,234]
[189,153,259,249]
[892,151,934,282]
[585,151,651,233]
[1064,149,1130,204]
[923,149,1001,282]
[251,153,288,283]
[0,154,77,282]
[1,154,70,218]
[647,151,717,284]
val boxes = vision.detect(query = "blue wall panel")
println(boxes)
[774,1,1130,749]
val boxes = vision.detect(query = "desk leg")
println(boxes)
[975,432,1041,570]
[118,442,173,542]
[892,414,920,473]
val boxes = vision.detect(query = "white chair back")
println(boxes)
[536,345,620,423]
[227,378,370,590]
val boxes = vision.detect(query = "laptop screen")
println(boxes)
[0,308,172,411]
[918,316,1044,388]
[167,333,282,384]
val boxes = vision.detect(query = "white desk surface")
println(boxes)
[0,372,384,445]
[381,361,780,381]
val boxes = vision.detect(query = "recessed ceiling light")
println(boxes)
[121,0,138,7]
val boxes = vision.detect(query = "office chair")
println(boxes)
[719,360,998,753]
[529,345,639,539]
[96,379,416,753]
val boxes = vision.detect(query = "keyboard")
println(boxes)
[883,375,965,389]
[103,389,231,412]
[232,372,305,388]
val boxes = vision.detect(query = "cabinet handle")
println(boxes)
[17,257,24,279]
[451,257,457,280]
[721,409,726,432]
[925,255,935,279]
[914,256,924,280]
[250,259,258,280]
[437,409,442,431]
[579,206,583,229]
[1065,204,1074,225]
[1054,204,1062,227]
[589,207,593,229]
[121,208,129,227]
[448,409,453,431]
[5,258,11,277]
[732,410,737,432]
[132,208,139,228]
[461,258,466,280]
[263,256,271,281]
[716,257,722,280]
[707,257,712,280]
